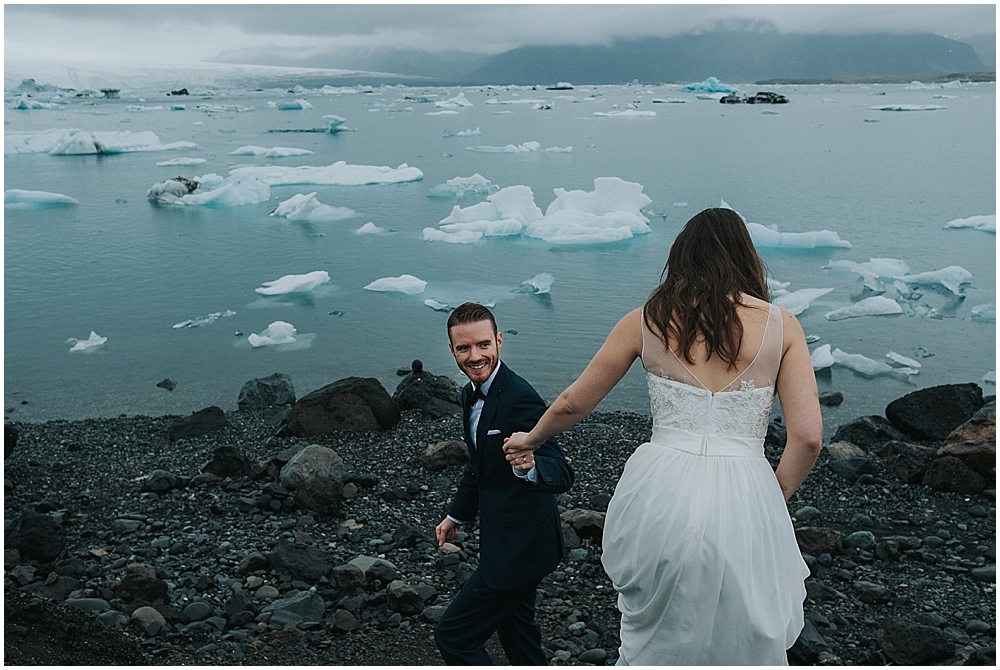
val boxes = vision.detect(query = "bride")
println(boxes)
[503,207,822,665]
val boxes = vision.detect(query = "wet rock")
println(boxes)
[262,591,325,627]
[940,411,996,478]
[168,405,227,441]
[878,617,955,665]
[844,531,877,551]
[923,456,986,494]
[819,392,844,407]
[560,509,605,545]
[386,580,424,615]
[279,444,344,490]
[419,440,468,472]
[795,527,843,556]
[879,441,933,483]
[287,377,400,436]
[267,542,333,583]
[885,383,984,441]
[201,445,251,478]
[392,366,462,418]
[142,469,183,493]
[831,415,906,450]
[238,373,296,411]
[156,378,176,391]
[8,510,65,562]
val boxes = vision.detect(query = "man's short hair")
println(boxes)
[447,302,498,341]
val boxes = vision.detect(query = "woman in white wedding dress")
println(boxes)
[503,208,823,665]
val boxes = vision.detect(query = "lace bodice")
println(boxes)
[641,304,782,439]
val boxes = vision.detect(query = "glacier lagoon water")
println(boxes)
[4,81,996,435]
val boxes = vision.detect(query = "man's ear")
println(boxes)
[448,340,455,355]
[496,332,503,350]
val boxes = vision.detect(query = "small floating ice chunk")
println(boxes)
[423,228,483,244]
[126,105,164,112]
[435,93,473,109]
[870,104,947,112]
[324,115,347,132]
[680,77,739,93]
[230,145,314,157]
[467,141,540,153]
[269,193,355,221]
[172,310,236,328]
[810,344,834,370]
[248,321,297,347]
[5,128,197,155]
[276,99,313,110]
[514,273,554,294]
[886,351,922,369]
[364,274,427,294]
[746,222,851,248]
[255,271,330,295]
[5,189,79,208]
[427,110,459,115]
[895,266,972,296]
[356,222,386,234]
[427,174,498,198]
[673,202,688,207]
[66,331,107,352]
[455,127,482,136]
[147,173,270,206]
[424,299,451,312]
[971,303,996,323]
[767,278,791,297]
[944,214,995,233]
[229,161,423,186]
[824,296,902,321]
[832,348,901,378]
[543,146,573,152]
[984,370,997,385]
[156,157,207,166]
[593,110,656,118]
[773,288,835,315]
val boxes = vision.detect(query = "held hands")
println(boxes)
[503,432,538,473]
[435,517,459,547]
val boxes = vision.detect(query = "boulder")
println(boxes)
[331,564,367,592]
[392,523,428,548]
[238,552,268,574]
[119,572,169,603]
[828,457,877,484]
[294,474,343,517]
[8,510,65,562]
[238,373,296,411]
[923,456,986,494]
[879,441,932,483]
[386,580,424,615]
[788,620,831,664]
[279,444,344,490]
[419,440,469,472]
[130,606,166,631]
[392,364,462,418]
[288,377,400,436]
[831,416,905,450]
[940,411,995,478]
[825,442,867,460]
[878,617,955,665]
[168,405,227,441]
[22,576,78,601]
[201,445,251,478]
[331,608,359,632]
[347,555,400,583]
[560,509,605,545]
[267,541,333,583]
[853,580,891,604]
[818,392,844,407]
[885,383,984,441]
[795,526,843,556]
[262,591,325,628]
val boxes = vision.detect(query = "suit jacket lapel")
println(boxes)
[461,384,475,456]
[476,363,509,472]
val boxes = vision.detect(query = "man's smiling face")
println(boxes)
[448,319,503,386]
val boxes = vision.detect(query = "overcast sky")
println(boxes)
[5,4,996,67]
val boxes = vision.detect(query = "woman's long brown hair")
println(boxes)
[643,207,769,368]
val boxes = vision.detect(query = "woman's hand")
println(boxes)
[503,432,539,470]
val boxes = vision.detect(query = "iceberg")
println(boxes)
[276,99,313,110]
[870,105,947,112]
[681,77,739,93]
[356,222,386,234]
[156,157,207,166]
[228,161,423,186]
[772,287,834,315]
[767,277,791,297]
[467,141,541,153]
[324,115,347,133]
[886,351,922,369]
[746,222,851,248]
[126,105,165,112]
[832,348,910,378]
[971,303,996,323]
[438,185,543,237]
[824,296,902,321]
[147,173,270,206]
[66,331,107,353]
[230,146,315,157]
[593,110,656,118]
[269,193,355,221]
[5,189,79,208]
[427,174,498,198]
[9,93,61,109]
[434,93,473,109]
[426,110,459,115]
[810,344,834,370]
[821,258,911,291]
[255,271,330,295]
[173,310,236,329]
[424,299,452,312]
[248,321,297,347]
[423,228,484,244]
[944,214,995,233]
[5,129,197,155]
[895,266,972,296]
[364,275,427,294]
[455,127,482,136]
[984,371,997,385]
[514,273,554,295]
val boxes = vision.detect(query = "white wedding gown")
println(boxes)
[602,305,808,665]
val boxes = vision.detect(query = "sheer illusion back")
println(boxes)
[640,303,783,440]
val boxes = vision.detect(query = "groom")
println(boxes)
[434,302,574,665]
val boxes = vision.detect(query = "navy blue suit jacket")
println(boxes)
[448,361,574,590]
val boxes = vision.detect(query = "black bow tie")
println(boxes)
[471,387,487,403]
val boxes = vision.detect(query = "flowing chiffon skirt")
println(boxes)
[601,426,809,666]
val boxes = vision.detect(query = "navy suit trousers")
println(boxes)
[434,568,547,665]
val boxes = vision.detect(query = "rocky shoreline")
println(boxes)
[4,368,996,666]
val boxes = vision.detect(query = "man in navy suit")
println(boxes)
[434,302,574,665]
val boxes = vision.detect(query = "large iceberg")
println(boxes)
[746,222,851,249]
[248,321,297,347]
[228,161,423,186]
[147,174,270,206]
[437,185,543,237]
[5,129,197,155]
[364,275,427,294]
[269,193,355,221]
[680,77,739,93]
[5,189,79,208]
[824,296,903,321]
[255,271,330,295]
[66,331,107,353]
[944,214,995,233]
[773,287,834,315]
[230,146,314,157]
[427,174,498,199]
[895,266,972,296]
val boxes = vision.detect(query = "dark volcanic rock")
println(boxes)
[262,591,325,627]
[279,444,344,490]
[8,510,64,562]
[168,405,227,441]
[788,619,830,664]
[795,526,843,556]
[885,383,984,441]
[828,457,878,484]
[392,365,462,418]
[818,392,844,407]
[294,474,343,516]
[142,469,183,493]
[387,580,424,615]
[831,415,906,450]
[201,445,251,478]
[238,373,296,411]
[419,440,469,472]
[560,509,605,545]
[267,541,333,582]
[6,423,19,460]
[878,617,955,665]
[287,377,400,436]
[879,441,932,483]
[923,455,987,494]
[940,411,996,478]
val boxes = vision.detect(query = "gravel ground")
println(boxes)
[4,398,996,665]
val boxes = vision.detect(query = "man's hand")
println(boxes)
[503,431,539,471]
[511,450,535,474]
[435,517,459,547]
